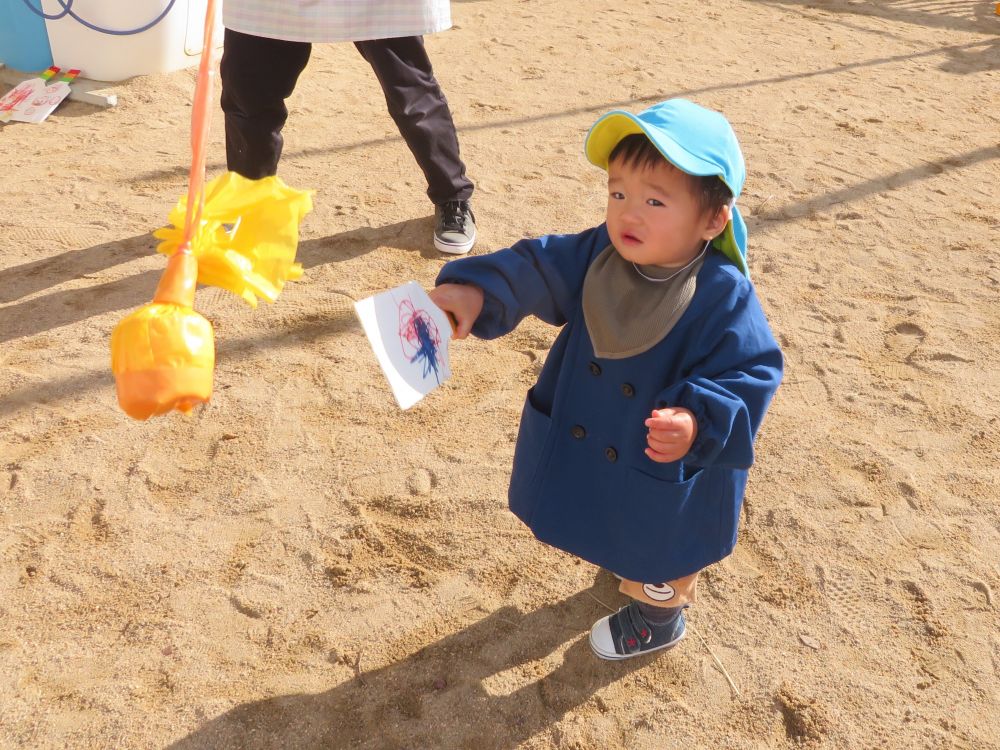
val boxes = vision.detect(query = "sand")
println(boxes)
[1,0,999,747]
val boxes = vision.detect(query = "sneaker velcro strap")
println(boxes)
[611,602,652,654]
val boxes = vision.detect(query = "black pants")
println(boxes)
[220,28,473,205]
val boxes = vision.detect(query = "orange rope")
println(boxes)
[179,0,220,253]
[151,0,219,308]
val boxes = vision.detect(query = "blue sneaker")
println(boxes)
[589,601,686,660]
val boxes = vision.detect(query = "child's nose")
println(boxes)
[620,205,642,224]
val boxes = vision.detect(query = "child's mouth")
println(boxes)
[621,232,641,246]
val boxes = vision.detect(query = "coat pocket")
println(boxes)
[628,459,704,485]
[508,388,553,522]
[608,465,723,582]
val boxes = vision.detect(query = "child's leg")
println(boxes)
[589,572,699,660]
[617,571,698,609]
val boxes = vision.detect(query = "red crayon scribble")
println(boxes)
[0,87,33,114]
[398,298,443,383]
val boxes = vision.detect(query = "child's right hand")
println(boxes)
[428,283,484,339]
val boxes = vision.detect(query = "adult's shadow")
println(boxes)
[939,39,1000,75]
[0,216,435,344]
[0,233,155,306]
[0,268,162,345]
[297,215,439,271]
[170,584,650,750]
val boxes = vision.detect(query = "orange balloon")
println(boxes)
[110,252,214,420]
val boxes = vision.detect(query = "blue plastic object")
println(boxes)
[0,0,54,71]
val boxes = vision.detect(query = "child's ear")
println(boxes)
[701,203,731,241]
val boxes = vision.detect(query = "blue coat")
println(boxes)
[437,224,783,582]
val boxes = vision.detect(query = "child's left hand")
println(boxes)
[644,407,698,463]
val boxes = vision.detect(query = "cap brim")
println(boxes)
[585,111,723,179]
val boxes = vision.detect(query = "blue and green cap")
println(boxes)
[584,98,749,277]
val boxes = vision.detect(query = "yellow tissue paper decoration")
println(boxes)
[111,252,215,420]
[153,172,314,308]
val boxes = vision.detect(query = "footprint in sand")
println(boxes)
[786,371,833,412]
[776,684,832,746]
[344,466,456,585]
[927,351,972,363]
[66,496,110,543]
[896,481,922,511]
[899,579,948,640]
[816,565,869,620]
[884,320,925,361]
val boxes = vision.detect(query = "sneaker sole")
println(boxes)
[588,627,686,661]
[434,232,476,255]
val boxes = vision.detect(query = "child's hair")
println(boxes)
[609,133,733,218]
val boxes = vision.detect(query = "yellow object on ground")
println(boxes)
[153,172,314,307]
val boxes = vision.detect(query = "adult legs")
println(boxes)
[220,28,312,179]
[354,36,473,205]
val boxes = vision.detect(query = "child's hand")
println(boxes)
[428,283,484,339]
[644,407,698,463]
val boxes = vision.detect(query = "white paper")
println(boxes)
[10,81,72,124]
[355,281,453,410]
[0,78,49,122]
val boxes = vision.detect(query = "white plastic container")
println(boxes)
[41,0,223,82]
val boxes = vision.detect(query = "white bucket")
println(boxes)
[41,0,223,82]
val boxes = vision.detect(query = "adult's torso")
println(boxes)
[223,0,452,43]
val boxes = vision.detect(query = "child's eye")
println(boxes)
[647,198,664,207]
[610,191,625,200]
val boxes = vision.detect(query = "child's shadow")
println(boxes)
[169,584,645,750]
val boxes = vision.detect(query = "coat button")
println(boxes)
[605,447,618,462]
[621,383,635,398]
[571,425,586,439]
[589,361,602,376]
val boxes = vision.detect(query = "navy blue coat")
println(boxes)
[437,224,783,582]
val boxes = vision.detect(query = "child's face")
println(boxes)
[606,157,728,268]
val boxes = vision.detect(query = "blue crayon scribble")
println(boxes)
[398,298,443,384]
[410,315,441,383]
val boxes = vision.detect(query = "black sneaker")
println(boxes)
[434,199,476,255]
[589,601,686,660]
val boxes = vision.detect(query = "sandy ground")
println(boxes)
[1,0,999,747]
